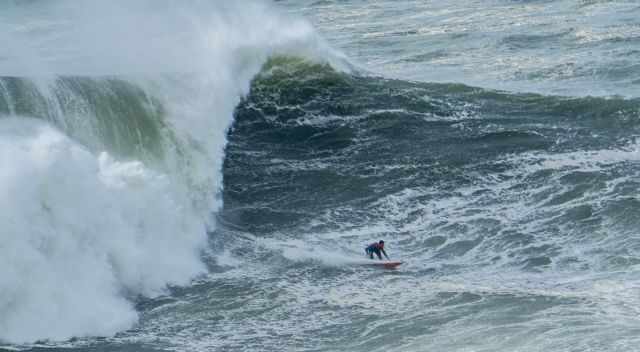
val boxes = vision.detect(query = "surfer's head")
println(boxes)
[379,240,385,247]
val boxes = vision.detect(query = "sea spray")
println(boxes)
[0,0,342,344]
[0,118,203,342]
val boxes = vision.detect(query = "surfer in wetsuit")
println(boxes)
[365,240,389,260]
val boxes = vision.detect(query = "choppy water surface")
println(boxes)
[281,0,640,97]
[2,1,640,352]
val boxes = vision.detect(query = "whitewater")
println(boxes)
[3,1,640,351]
[0,0,342,345]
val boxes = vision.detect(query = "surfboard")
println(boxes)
[364,261,403,269]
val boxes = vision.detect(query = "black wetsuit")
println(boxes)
[365,243,387,260]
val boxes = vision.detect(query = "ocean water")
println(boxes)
[2,1,640,351]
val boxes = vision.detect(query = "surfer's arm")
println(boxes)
[381,248,389,260]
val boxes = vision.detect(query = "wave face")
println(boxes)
[31,59,637,352]
[0,0,337,345]
[219,61,640,352]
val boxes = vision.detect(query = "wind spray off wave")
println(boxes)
[0,0,343,344]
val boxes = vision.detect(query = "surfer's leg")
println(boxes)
[365,247,373,259]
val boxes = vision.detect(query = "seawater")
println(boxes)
[3,1,640,351]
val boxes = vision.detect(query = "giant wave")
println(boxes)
[0,0,345,344]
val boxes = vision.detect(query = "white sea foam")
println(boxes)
[0,118,205,342]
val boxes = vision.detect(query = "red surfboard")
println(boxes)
[364,261,403,269]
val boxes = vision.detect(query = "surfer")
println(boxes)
[365,240,389,260]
